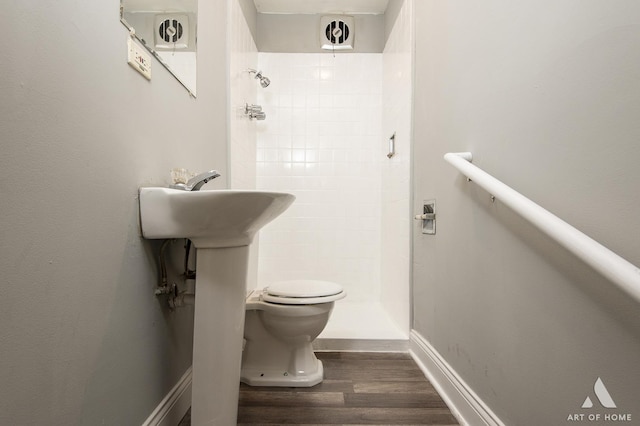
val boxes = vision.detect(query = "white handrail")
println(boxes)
[444,152,640,304]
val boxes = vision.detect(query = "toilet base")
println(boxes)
[241,358,324,387]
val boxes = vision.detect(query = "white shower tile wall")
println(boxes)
[256,53,383,303]
[380,0,413,334]
[229,0,259,291]
[229,0,258,190]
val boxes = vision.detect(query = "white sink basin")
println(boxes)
[139,187,295,248]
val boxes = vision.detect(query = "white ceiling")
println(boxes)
[253,0,389,14]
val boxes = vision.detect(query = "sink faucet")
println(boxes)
[171,170,221,191]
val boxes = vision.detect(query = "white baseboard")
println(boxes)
[141,367,192,426]
[409,330,504,426]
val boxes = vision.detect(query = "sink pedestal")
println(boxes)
[137,188,295,424]
[191,246,249,425]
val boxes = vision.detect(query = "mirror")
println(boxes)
[121,0,197,96]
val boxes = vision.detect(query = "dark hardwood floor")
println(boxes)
[180,352,459,425]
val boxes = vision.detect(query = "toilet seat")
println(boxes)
[262,280,346,305]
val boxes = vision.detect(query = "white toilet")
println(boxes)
[240,279,346,387]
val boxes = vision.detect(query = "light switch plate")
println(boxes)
[127,38,151,80]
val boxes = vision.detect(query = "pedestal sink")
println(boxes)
[139,187,295,425]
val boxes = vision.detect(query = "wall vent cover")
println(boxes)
[320,16,354,51]
[154,14,189,50]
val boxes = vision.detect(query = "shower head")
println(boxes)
[258,73,270,88]
[248,69,270,88]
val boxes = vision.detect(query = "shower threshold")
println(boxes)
[315,301,409,352]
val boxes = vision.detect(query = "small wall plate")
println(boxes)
[421,200,436,235]
[127,37,151,80]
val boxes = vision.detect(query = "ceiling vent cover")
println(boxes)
[154,14,189,50]
[320,16,354,51]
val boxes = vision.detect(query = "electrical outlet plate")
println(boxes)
[127,38,152,80]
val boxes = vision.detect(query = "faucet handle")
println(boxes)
[245,103,262,114]
[170,167,191,185]
[250,111,266,120]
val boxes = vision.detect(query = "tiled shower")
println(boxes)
[255,53,383,297]
[230,0,413,344]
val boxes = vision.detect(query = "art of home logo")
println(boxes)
[567,377,632,423]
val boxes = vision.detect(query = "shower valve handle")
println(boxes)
[245,103,262,114]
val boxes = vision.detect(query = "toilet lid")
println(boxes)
[263,280,345,304]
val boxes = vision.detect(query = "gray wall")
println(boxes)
[238,0,258,43]
[412,1,640,425]
[0,1,229,424]
[383,0,403,44]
